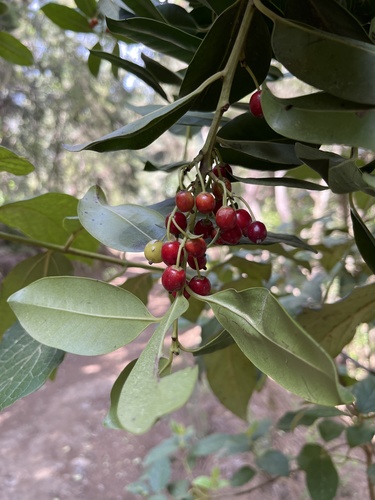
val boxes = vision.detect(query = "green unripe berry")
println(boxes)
[144,239,163,263]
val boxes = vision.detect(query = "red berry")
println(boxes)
[215,206,237,230]
[249,90,263,118]
[187,254,207,270]
[212,163,233,178]
[194,219,214,239]
[172,285,190,300]
[161,266,186,292]
[213,198,223,214]
[161,241,181,265]
[235,209,252,234]
[247,221,267,243]
[189,276,211,296]
[221,224,242,245]
[175,190,194,213]
[212,178,232,200]
[165,211,187,236]
[211,227,225,245]
[196,192,216,214]
[89,18,99,29]
[185,238,207,258]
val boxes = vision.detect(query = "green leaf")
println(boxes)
[297,444,338,500]
[121,0,166,22]
[113,296,198,434]
[261,85,375,150]
[297,283,375,356]
[180,5,271,111]
[75,0,97,17]
[148,458,171,494]
[0,3,8,16]
[277,406,345,432]
[346,424,375,447]
[256,450,289,477]
[190,433,249,457]
[141,53,182,86]
[0,252,73,338]
[199,288,353,405]
[120,273,154,305]
[0,146,35,175]
[328,158,375,194]
[41,4,91,32]
[230,466,256,487]
[106,17,201,64]
[87,42,102,77]
[66,78,210,152]
[0,322,64,411]
[368,464,375,485]
[234,174,326,191]
[0,31,33,66]
[203,343,257,420]
[351,376,375,414]
[158,3,200,34]
[78,185,166,252]
[318,419,345,442]
[350,206,375,273]
[8,277,158,355]
[255,0,375,105]
[90,50,169,101]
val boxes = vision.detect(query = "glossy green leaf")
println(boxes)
[90,50,169,101]
[350,207,375,273]
[294,143,343,183]
[78,185,166,252]
[0,31,33,66]
[328,158,375,194]
[0,322,64,411]
[278,406,345,432]
[230,466,256,487]
[158,3,200,34]
[234,174,326,191]
[87,42,102,78]
[141,53,182,86]
[8,277,158,355]
[261,85,375,150]
[202,0,237,15]
[193,317,233,356]
[351,376,375,414]
[120,273,154,305]
[114,297,199,434]
[256,450,289,477]
[0,252,73,338]
[199,288,353,405]
[66,78,210,152]
[204,343,257,420]
[106,17,200,63]
[0,146,35,175]
[121,0,166,22]
[318,419,345,442]
[297,444,338,500]
[180,5,271,111]
[242,231,316,252]
[255,0,375,105]
[41,4,91,32]
[297,283,375,357]
[346,424,375,447]
[75,0,96,17]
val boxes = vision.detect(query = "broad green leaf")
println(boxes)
[230,466,256,487]
[75,0,96,17]
[255,0,375,105]
[121,0,166,22]
[256,450,289,477]
[8,277,159,355]
[114,296,198,434]
[0,322,64,411]
[90,50,169,101]
[351,376,375,414]
[261,85,375,150]
[203,343,257,420]
[180,5,271,111]
[199,288,353,405]
[328,158,375,194]
[0,146,34,175]
[106,17,201,64]
[41,4,91,32]
[148,458,171,494]
[242,232,316,252]
[144,437,180,466]
[141,53,182,86]
[294,143,343,184]
[0,31,33,66]
[158,3,200,34]
[78,185,166,252]
[350,207,375,273]
[190,433,250,457]
[66,77,211,152]
[234,174,326,191]
[87,42,102,78]
[0,193,99,257]
[120,273,154,305]
[346,424,374,447]
[297,444,338,500]
[297,283,375,356]
[278,406,345,432]
[0,252,73,338]
[318,419,345,442]
[193,317,234,356]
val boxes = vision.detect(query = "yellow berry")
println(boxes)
[144,239,163,263]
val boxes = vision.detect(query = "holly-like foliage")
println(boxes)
[1,1,375,498]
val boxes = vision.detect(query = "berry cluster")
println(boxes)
[144,162,267,297]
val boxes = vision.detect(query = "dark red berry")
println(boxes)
[221,224,242,245]
[189,275,211,296]
[187,254,207,270]
[212,163,233,179]
[196,192,216,214]
[212,178,232,200]
[175,190,194,213]
[194,219,214,239]
[185,238,207,258]
[161,266,186,292]
[213,198,223,214]
[235,208,252,234]
[165,211,187,236]
[249,90,263,118]
[161,241,181,266]
[247,221,267,243]
[215,206,237,230]
[211,228,225,245]
[172,285,190,300]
